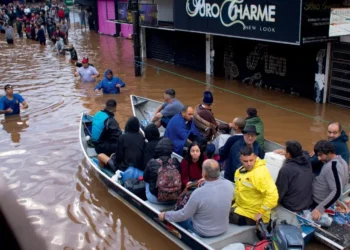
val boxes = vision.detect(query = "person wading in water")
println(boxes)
[0,85,28,116]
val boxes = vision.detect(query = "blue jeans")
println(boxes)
[145,183,174,205]
[178,219,209,238]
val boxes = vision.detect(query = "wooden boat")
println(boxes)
[130,95,350,250]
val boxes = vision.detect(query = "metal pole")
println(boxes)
[132,0,141,76]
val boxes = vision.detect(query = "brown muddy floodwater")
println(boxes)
[1,16,350,250]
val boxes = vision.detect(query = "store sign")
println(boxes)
[118,2,129,23]
[329,8,350,37]
[301,0,342,44]
[140,4,158,26]
[174,0,302,45]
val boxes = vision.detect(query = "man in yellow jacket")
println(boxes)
[230,146,278,225]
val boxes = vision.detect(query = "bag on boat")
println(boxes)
[124,176,146,200]
[156,158,181,202]
[174,182,198,211]
[121,167,143,182]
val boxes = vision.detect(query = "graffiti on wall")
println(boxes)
[224,45,239,80]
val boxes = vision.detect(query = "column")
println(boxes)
[206,34,214,76]
[140,27,147,59]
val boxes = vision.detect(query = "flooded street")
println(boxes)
[0,15,350,250]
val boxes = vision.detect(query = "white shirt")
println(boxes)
[24,8,31,15]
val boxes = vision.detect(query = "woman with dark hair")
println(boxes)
[180,141,206,188]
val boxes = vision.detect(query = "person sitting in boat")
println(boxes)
[229,147,278,226]
[219,117,246,163]
[91,99,122,156]
[94,69,126,94]
[224,125,265,182]
[164,106,203,156]
[143,123,161,167]
[158,159,234,238]
[275,140,313,212]
[143,138,181,205]
[245,108,264,150]
[311,140,349,221]
[193,91,221,141]
[151,89,184,128]
[98,116,145,172]
[74,58,100,83]
[310,122,349,174]
[0,85,28,116]
[180,141,207,189]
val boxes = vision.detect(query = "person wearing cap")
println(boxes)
[224,125,264,182]
[151,89,184,128]
[193,91,219,141]
[94,69,125,94]
[230,146,278,226]
[245,108,264,150]
[92,99,122,156]
[74,57,100,83]
[0,85,28,116]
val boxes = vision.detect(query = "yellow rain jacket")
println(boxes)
[233,158,278,223]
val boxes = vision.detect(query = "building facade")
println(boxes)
[109,0,350,107]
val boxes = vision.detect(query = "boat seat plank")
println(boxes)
[144,201,175,212]
[87,147,98,157]
[91,157,114,177]
[201,225,256,249]
[133,99,148,107]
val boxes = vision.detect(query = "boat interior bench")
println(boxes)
[144,201,174,212]
[201,225,256,249]
[145,200,256,249]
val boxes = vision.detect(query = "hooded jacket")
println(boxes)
[332,131,349,164]
[143,138,180,196]
[143,124,161,166]
[233,158,278,223]
[245,116,264,150]
[92,109,122,156]
[94,69,126,94]
[275,153,313,212]
[114,117,145,171]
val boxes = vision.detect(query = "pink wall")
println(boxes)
[97,0,116,36]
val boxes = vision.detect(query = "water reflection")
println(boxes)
[1,115,29,143]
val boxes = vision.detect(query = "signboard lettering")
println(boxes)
[174,0,302,45]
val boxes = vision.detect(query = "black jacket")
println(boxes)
[275,153,313,212]
[144,138,180,196]
[94,109,122,156]
[114,117,145,171]
[143,124,161,167]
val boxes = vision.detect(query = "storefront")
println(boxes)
[172,0,348,103]
[132,0,349,104]
[75,0,98,32]
[97,0,117,36]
